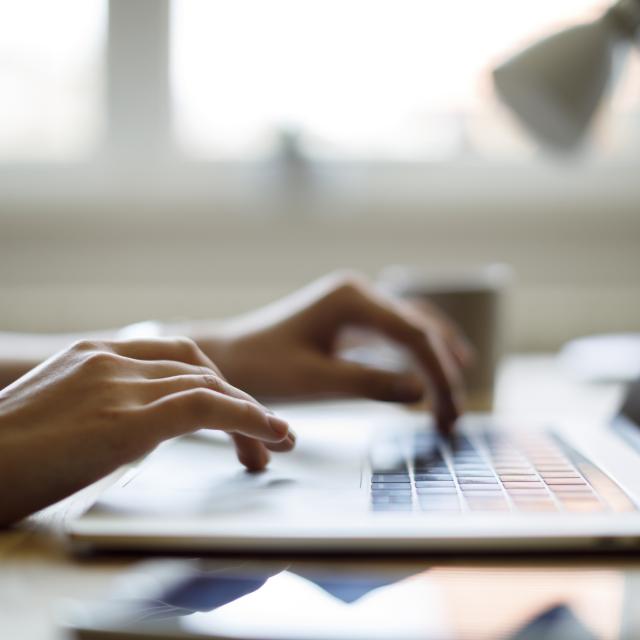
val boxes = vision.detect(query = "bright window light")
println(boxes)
[171,0,638,160]
[0,0,106,161]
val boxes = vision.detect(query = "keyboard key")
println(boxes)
[416,487,458,495]
[506,489,549,497]
[415,480,455,488]
[372,494,412,503]
[371,473,410,482]
[458,478,499,485]
[414,473,452,481]
[544,478,587,485]
[539,472,581,479]
[456,470,495,478]
[371,488,412,496]
[460,490,504,498]
[502,481,544,489]
[499,474,538,481]
[371,482,411,490]
[461,485,502,493]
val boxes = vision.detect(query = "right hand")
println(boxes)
[0,338,292,527]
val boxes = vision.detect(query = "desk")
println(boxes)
[0,355,635,640]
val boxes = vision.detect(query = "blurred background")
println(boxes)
[1,0,639,351]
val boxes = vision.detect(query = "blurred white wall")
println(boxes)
[1,161,638,351]
[1,0,639,352]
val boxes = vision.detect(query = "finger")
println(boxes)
[344,285,464,432]
[231,434,271,471]
[265,428,297,452]
[231,431,296,472]
[130,369,296,468]
[127,359,218,380]
[133,373,261,407]
[406,300,475,368]
[138,388,290,443]
[110,337,223,375]
[319,359,425,403]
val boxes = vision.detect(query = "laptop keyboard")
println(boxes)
[370,429,637,514]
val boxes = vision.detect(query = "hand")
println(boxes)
[194,272,472,433]
[0,338,292,526]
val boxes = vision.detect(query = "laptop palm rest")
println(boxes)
[88,430,365,518]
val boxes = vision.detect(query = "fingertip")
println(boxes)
[239,446,271,471]
[266,434,296,453]
[435,411,457,436]
[431,386,462,434]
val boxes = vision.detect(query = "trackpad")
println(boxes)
[91,429,366,518]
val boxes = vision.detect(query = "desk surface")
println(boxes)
[0,354,634,640]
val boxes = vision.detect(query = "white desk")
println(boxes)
[0,355,632,639]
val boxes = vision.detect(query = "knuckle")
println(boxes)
[174,336,202,361]
[81,350,122,374]
[70,339,102,353]
[325,270,368,305]
[334,270,367,293]
[202,373,223,393]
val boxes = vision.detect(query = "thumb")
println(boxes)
[330,360,425,403]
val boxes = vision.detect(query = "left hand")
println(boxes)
[192,272,472,434]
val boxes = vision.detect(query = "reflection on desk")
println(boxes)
[63,559,627,640]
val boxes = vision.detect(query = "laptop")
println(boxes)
[68,377,640,554]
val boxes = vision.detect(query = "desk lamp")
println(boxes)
[492,0,640,151]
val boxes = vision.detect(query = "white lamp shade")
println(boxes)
[493,18,621,151]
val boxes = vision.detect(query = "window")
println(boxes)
[171,0,640,161]
[0,0,638,166]
[0,0,106,161]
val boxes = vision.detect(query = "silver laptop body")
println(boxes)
[68,379,640,553]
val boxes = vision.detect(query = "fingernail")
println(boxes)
[288,428,297,444]
[268,415,289,438]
